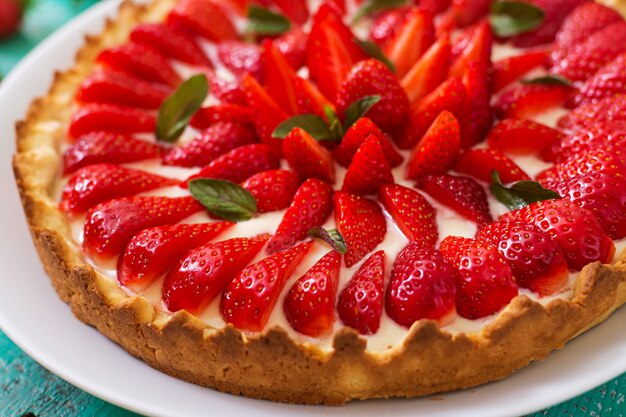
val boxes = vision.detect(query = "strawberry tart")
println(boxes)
[12,0,626,405]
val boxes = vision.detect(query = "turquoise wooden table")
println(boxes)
[1,2,625,416]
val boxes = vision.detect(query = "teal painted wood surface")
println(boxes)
[1,1,626,416]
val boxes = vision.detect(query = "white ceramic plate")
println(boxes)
[1,2,626,416]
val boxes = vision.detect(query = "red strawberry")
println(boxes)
[454,149,530,183]
[378,184,438,246]
[383,8,435,78]
[267,178,333,253]
[546,122,626,163]
[60,164,177,214]
[210,76,247,105]
[283,250,341,337]
[416,174,492,224]
[337,250,385,335]
[96,43,181,87]
[68,104,155,139]
[494,84,572,120]
[294,76,335,120]
[272,0,309,24]
[569,52,626,108]
[167,0,238,42]
[283,127,335,183]
[537,145,626,184]
[396,76,466,149]
[500,199,615,271]
[385,243,457,327]
[369,6,410,47]
[334,192,387,267]
[83,196,203,259]
[164,122,257,168]
[460,61,492,148]
[241,169,301,213]
[401,35,452,105]
[130,23,212,68]
[420,0,451,16]
[117,222,233,291]
[75,70,171,109]
[449,21,492,78]
[476,220,568,296]
[217,41,263,81]
[162,235,269,315]
[487,118,564,155]
[450,0,492,28]
[511,0,586,48]
[186,143,280,185]
[333,117,402,168]
[406,110,460,179]
[62,132,162,175]
[221,241,312,331]
[190,104,253,130]
[493,50,548,93]
[0,0,22,40]
[263,40,299,115]
[342,135,394,195]
[439,236,517,319]
[336,59,410,133]
[274,28,308,70]
[558,94,626,130]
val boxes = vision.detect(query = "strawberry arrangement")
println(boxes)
[57,0,626,341]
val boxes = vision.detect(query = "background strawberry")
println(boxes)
[487,118,563,155]
[568,53,626,108]
[167,0,238,42]
[493,50,548,93]
[494,83,572,120]
[0,0,23,39]
[558,94,626,130]
[453,149,530,183]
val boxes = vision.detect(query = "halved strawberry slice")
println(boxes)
[167,0,238,42]
[118,222,234,291]
[337,250,385,335]
[221,241,312,331]
[334,192,386,267]
[62,132,162,175]
[511,0,586,48]
[487,118,564,155]
[537,145,626,184]
[439,236,518,319]
[546,122,626,163]
[217,41,263,81]
[420,0,451,16]
[385,243,456,327]
[283,250,342,337]
[369,6,410,47]
[241,169,301,213]
[406,110,460,179]
[190,104,253,130]
[568,52,626,108]
[272,0,309,24]
[68,103,156,139]
[493,50,548,93]
[378,184,438,246]
[494,83,572,120]
[476,220,568,296]
[163,235,269,315]
[274,27,308,70]
[267,178,333,253]
[449,20,491,78]
[453,149,530,183]
[450,0,491,28]
[283,127,335,183]
[333,117,402,168]
[294,76,335,120]
[60,164,177,214]
[83,196,203,259]
[558,94,626,130]
[342,135,394,196]
[461,61,492,148]
[210,76,247,105]
[263,40,299,115]
[416,174,492,224]
[401,35,452,105]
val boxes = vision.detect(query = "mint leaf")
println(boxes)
[489,1,545,37]
[308,227,348,254]
[272,114,337,141]
[490,171,560,211]
[247,5,291,35]
[356,40,396,73]
[156,74,208,142]
[353,0,409,23]
[188,179,257,222]
[522,75,572,86]
[342,95,381,131]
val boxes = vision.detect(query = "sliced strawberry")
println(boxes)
[511,0,586,48]
[210,76,247,105]
[385,243,456,327]
[190,104,253,130]
[167,0,238,42]
[494,83,571,120]
[118,222,233,291]
[283,250,341,337]
[420,0,451,16]
[83,196,203,259]
[274,27,308,70]
[569,52,626,108]
[334,191,386,267]
[342,135,394,195]
[460,61,492,148]
[537,145,626,184]
[450,0,492,28]
[476,220,568,296]
[221,241,312,331]
[241,169,301,213]
[337,250,385,335]
[186,143,280,185]
[493,50,548,93]
[401,35,452,105]
[501,199,615,271]
[395,77,466,149]
[558,94,626,130]
[164,122,257,168]
[96,43,181,87]
[547,122,626,163]
[333,117,402,168]
[60,164,177,214]
[263,40,299,115]
[487,118,564,155]
[68,103,156,139]
[439,236,517,319]
[294,76,335,120]
[369,6,410,47]
[283,127,335,183]
[217,41,263,81]
[449,21,492,78]
[378,184,438,246]
[454,149,530,183]
[272,0,309,24]
[416,174,492,224]
[62,132,162,175]
[406,110,460,179]
[267,178,333,253]
[130,23,212,68]
[162,235,269,315]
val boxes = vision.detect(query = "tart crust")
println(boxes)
[12,0,626,405]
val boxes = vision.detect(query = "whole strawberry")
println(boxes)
[0,0,22,40]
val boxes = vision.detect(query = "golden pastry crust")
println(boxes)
[12,0,626,405]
